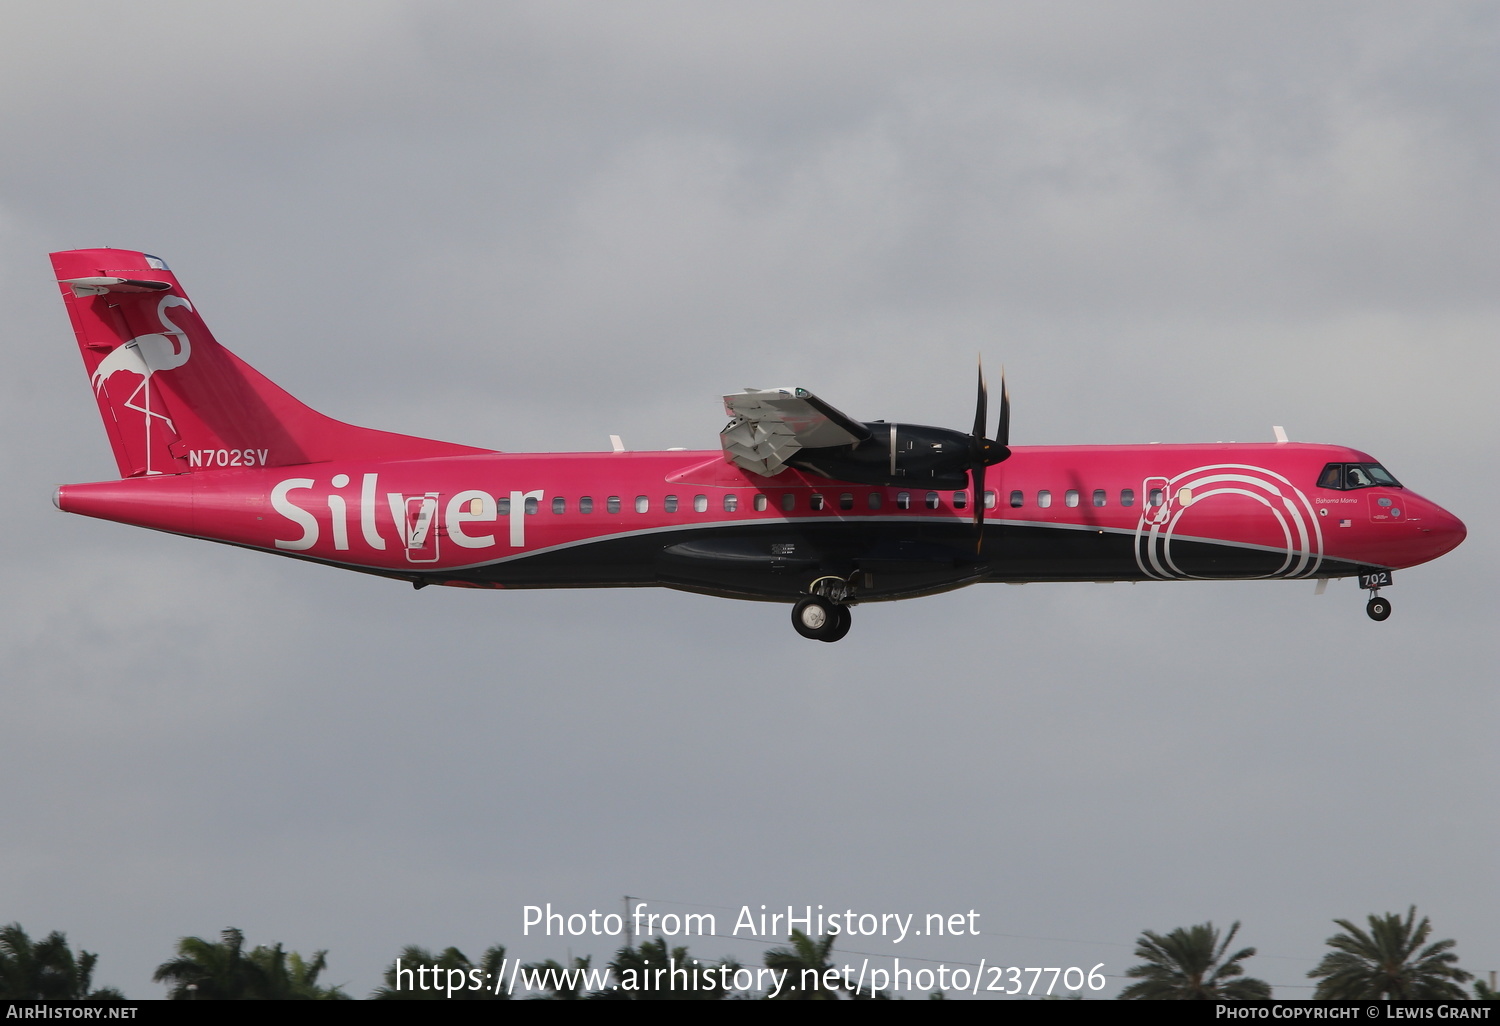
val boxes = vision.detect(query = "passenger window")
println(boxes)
[1120,488,1134,507]
[1038,490,1052,508]
[810,493,825,511]
[607,496,621,514]
[497,497,511,515]
[780,493,795,512]
[635,496,649,513]
[754,494,768,512]
[694,495,708,513]
[984,490,997,510]
[552,497,566,514]
[723,494,738,512]
[896,491,911,510]
[579,496,593,514]
[1009,490,1024,508]
[1064,489,1079,507]
[524,497,539,515]
[1092,489,1106,507]
[867,492,883,510]
[839,493,854,511]
[664,495,678,513]
[953,491,968,510]
[1148,488,1163,507]
[925,491,940,509]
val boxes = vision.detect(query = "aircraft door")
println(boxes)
[1142,477,1171,525]
[396,492,442,563]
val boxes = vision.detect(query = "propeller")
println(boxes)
[968,359,1012,548]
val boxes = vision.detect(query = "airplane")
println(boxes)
[50,248,1466,642]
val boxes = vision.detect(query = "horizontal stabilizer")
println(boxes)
[59,276,173,296]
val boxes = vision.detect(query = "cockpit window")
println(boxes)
[1318,463,1401,490]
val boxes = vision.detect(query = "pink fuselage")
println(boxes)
[56,441,1466,603]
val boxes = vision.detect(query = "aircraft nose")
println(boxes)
[1418,501,1467,559]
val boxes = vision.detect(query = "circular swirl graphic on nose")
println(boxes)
[1134,464,1323,580]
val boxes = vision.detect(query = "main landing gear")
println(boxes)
[792,596,852,642]
[792,575,855,642]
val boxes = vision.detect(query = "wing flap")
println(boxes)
[719,388,868,477]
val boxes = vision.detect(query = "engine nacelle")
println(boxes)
[787,422,998,489]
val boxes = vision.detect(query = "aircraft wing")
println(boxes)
[719,388,872,476]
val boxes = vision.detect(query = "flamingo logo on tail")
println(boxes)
[90,295,194,475]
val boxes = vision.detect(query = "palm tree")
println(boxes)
[1307,907,1472,999]
[598,937,741,1000]
[248,944,348,999]
[1119,921,1271,999]
[0,923,123,999]
[372,944,509,1000]
[154,928,261,999]
[764,930,849,999]
[154,928,345,999]
[520,955,594,1000]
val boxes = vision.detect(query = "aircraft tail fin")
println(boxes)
[52,248,491,477]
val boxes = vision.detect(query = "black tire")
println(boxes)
[1366,596,1392,621]
[820,604,852,643]
[792,597,836,640]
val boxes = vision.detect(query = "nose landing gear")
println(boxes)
[1358,569,1393,622]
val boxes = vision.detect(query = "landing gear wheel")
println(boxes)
[1366,596,1392,621]
[822,604,852,643]
[792,597,833,640]
[792,597,851,642]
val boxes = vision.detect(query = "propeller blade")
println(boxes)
[967,359,1010,469]
[975,362,1008,554]
[973,357,988,442]
[888,423,897,477]
[997,368,1010,448]
[973,462,988,556]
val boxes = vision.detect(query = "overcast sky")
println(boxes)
[1,1,1494,999]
